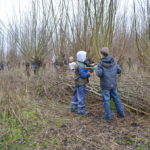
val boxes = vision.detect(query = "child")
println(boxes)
[71,51,91,115]
[69,56,76,71]
[96,47,125,120]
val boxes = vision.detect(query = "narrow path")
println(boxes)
[39,98,150,150]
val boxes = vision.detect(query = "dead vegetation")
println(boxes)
[0,68,149,150]
[0,0,149,149]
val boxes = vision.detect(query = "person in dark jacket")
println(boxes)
[96,47,125,120]
[0,63,4,70]
[71,51,91,115]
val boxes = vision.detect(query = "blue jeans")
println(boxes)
[71,85,87,114]
[102,88,125,120]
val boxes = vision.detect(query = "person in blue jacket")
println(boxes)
[96,47,125,120]
[71,51,91,115]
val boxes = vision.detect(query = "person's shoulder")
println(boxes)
[108,56,117,62]
[75,62,85,69]
[69,62,76,66]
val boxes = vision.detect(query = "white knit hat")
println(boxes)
[76,51,87,62]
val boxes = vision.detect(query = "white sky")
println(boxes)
[0,0,30,23]
[0,0,134,26]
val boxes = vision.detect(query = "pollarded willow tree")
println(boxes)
[64,0,119,60]
[0,0,134,70]
[111,4,132,67]
[19,0,76,72]
[6,24,20,68]
[16,0,56,73]
[12,0,125,67]
[11,0,61,72]
[49,0,120,60]
[133,0,150,65]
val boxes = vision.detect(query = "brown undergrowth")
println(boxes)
[0,69,149,150]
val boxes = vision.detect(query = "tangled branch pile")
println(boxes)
[60,71,150,116]
[0,69,149,149]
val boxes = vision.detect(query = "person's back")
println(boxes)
[0,63,4,70]
[96,47,125,121]
[97,55,121,90]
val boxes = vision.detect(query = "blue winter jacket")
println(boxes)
[96,56,121,90]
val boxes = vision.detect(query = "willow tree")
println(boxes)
[111,3,132,67]
[17,0,53,73]
[6,24,20,69]
[133,0,150,65]
[89,0,119,59]
[37,0,120,61]
[65,0,119,60]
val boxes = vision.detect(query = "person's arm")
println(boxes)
[117,64,122,74]
[96,65,103,77]
[79,66,90,78]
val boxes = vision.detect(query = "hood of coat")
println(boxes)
[100,56,116,68]
[76,51,87,62]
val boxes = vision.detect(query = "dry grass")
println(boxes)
[0,68,149,150]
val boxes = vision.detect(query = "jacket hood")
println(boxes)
[77,51,87,62]
[100,56,116,68]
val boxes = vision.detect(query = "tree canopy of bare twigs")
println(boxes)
[133,0,150,65]
[0,0,149,68]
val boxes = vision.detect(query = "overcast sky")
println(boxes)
[0,0,133,25]
[0,0,28,23]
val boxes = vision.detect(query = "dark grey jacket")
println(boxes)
[96,56,121,90]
